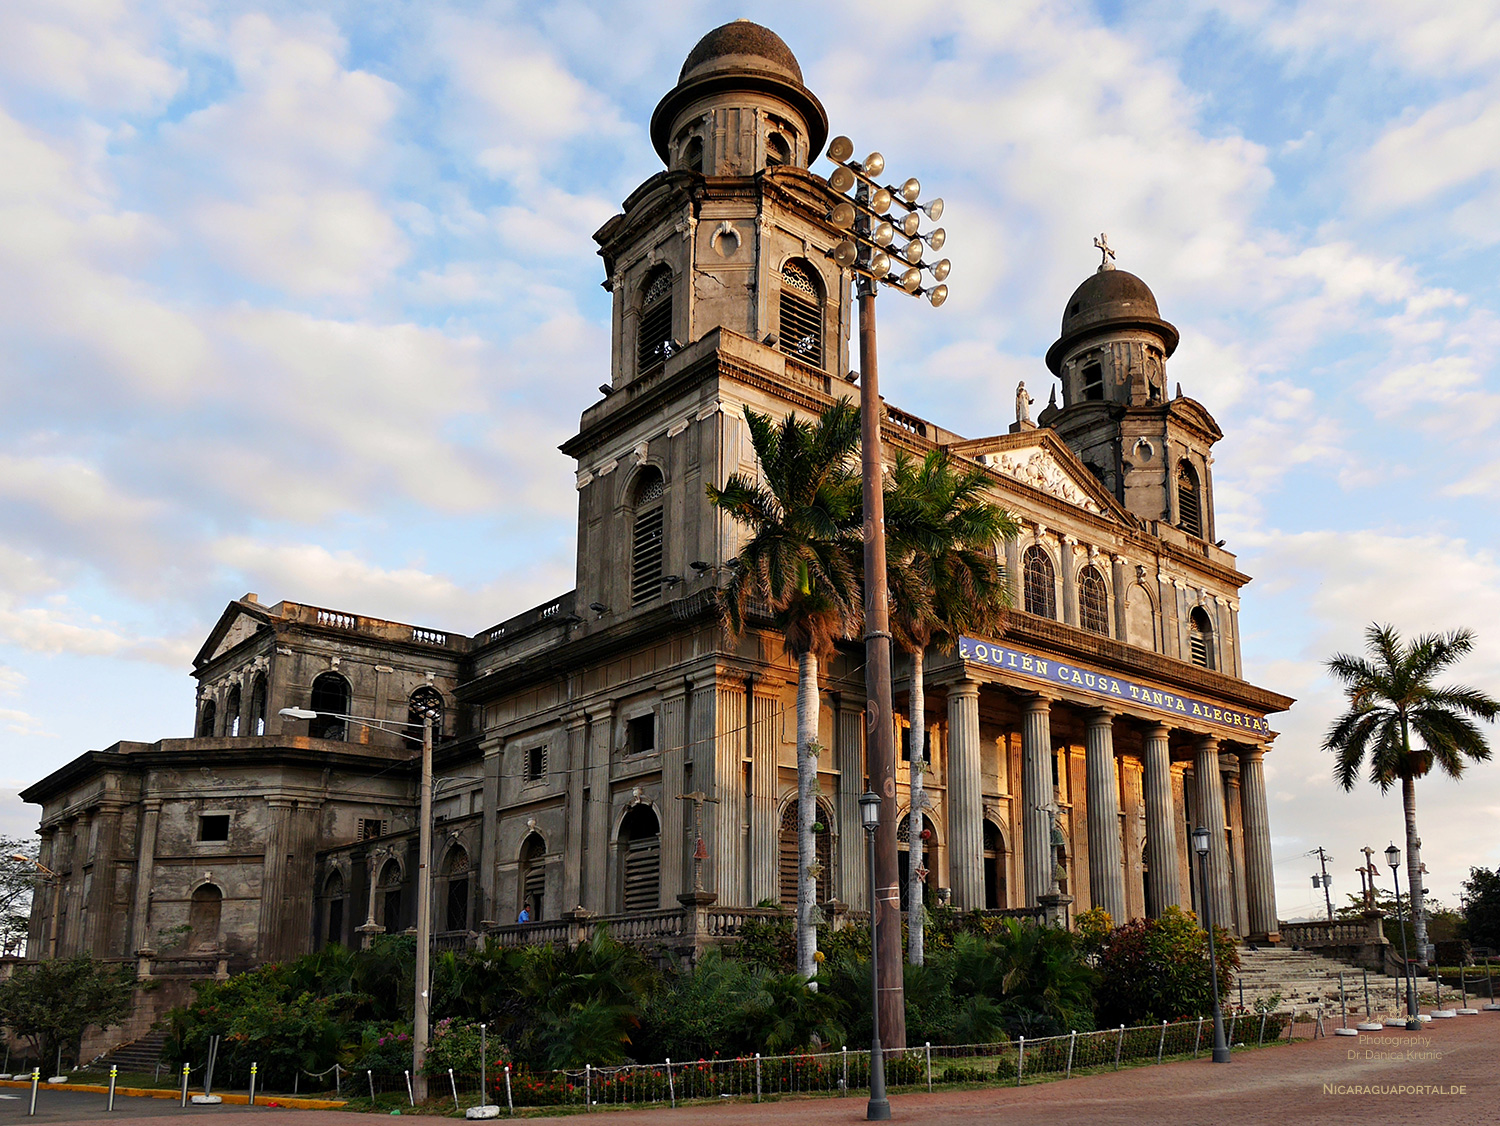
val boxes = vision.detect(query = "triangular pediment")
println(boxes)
[193,597,274,669]
[945,428,1128,521]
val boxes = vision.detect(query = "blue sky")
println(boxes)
[2,0,1498,919]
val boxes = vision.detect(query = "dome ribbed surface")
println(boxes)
[680,20,803,83]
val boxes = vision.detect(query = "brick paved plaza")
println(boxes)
[4,1014,1492,1124]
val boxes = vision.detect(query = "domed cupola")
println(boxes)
[650,20,829,176]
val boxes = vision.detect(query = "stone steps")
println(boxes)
[92,1030,168,1074]
[1232,947,1438,1016]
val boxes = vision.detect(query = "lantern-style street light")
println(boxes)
[1386,843,1421,1030]
[821,135,951,1051]
[1191,826,1230,1063]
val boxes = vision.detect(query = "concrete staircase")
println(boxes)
[92,1030,168,1075]
[1233,946,1435,1017]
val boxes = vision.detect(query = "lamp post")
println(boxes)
[281,704,438,1099]
[860,790,890,1121]
[1386,843,1421,1029]
[1191,826,1230,1063]
[822,135,948,1050]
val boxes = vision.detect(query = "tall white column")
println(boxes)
[1192,736,1234,931]
[584,705,614,913]
[1085,711,1126,924]
[1021,696,1054,906]
[659,683,689,905]
[945,681,984,909]
[835,698,866,908]
[711,674,747,905]
[129,800,161,954]
[1238,746,1280,940]
[1143,724,1181,916]
[748,677,781,904]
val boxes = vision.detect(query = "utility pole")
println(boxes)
[1312,847,1334,922]
[412,713,434,1102]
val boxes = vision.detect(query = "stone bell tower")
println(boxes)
[1039,240,1223,543]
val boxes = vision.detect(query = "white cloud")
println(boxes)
[0,0,182,113]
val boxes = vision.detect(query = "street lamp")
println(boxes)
[8,854,57,959]
[1386,843,1421,1029]
[823,134,950,1050]
[1191,826,1230,1064]
[859,791,890,1122]
[281,704,439,1099]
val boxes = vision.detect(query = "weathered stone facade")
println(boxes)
[20,21,1292,1052]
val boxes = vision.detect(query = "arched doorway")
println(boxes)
[618,806,661,913]
[983,820,1007,909]
[189,884,222,950]
[377,859,404,932]
[323,870,345,947]
[897,813,939,911]
[442,847,470,932]
[519,833,546,921]
[778,799,833,908]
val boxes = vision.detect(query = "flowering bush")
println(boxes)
[1093,906,1238,1026]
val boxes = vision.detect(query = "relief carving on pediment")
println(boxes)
[989,449,1101,513]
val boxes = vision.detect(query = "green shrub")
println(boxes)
[1093,906,1237,1027]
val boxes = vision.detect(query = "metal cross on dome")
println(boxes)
[1094,232,1116,272]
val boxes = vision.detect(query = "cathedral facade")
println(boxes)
[20,22,1289,1010]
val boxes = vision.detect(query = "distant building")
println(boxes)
[19,20,1290,1050]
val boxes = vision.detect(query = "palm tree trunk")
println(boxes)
[796,649,820,981]
[907,647,926,966]
[1402,773,1428,967]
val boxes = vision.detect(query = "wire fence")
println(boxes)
[333,1009,1309,1112]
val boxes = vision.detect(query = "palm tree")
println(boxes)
[1323,624,1498,965]
[884,449,1019,964]
[708,400,864,980]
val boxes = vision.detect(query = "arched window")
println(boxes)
[225,684,241,737]
[618,806,661,913]
[520,833,546,922]
[778,800,833,908]
[198,699,217,738]
[189,884,222,950]
[378,859,404,932]
[765,131,791,167]
[1189,607,1215,670]
[636,268,674,376]
[778,259,824,368]
[308,673,350,740]
[443,847,470,932]
[407,685,444,744]
[1023,545,1056,618]
[1177,461,1203,539]
[323,870,345,948]
[1079,566,1110,635]
[983,820,1007,909]
[630,468,666,606]
[249,674,267,736]
[896,813,938,911]
[683,135,704,174]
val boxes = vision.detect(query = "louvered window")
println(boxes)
[619,807,661,913]
[526,743,548,781]
[631,472,665,606]
[637,270,674,376]
[778,260,824,368]
[1023,545,1056,618]
[357,818,388,841]
[1079,566,1110,635]
[778,802,832,908]
[1189,607,1215,670]
[1177,461,1203,539]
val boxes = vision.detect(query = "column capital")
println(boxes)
[1022,692,1056,713]
[1195,734,1221,753]
[1085,706,1120,724]
[1142,721,1172,739]
[946,679,981,701]
[1237,745,1266,764]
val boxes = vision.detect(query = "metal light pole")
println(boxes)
[860,791,890,1121]
[1191,826,1230,1063]
[280,704,438,1100]
[823,134,948,1051]
[1387,843,1421,1030]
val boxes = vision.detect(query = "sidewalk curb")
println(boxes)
[0,1076,345,1109]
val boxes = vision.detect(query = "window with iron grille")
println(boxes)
[630,471,665,606]
[1177,460,1204,539]
[1079,565,1110,635]
[1189,607,1215,670]
[636,270,673,376]
[778,260,824,368]
[1023,545,1056,618]
[526,743,548,781]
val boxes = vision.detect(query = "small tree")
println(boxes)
[0,956,134,1068]
[1461,867,1500,950]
